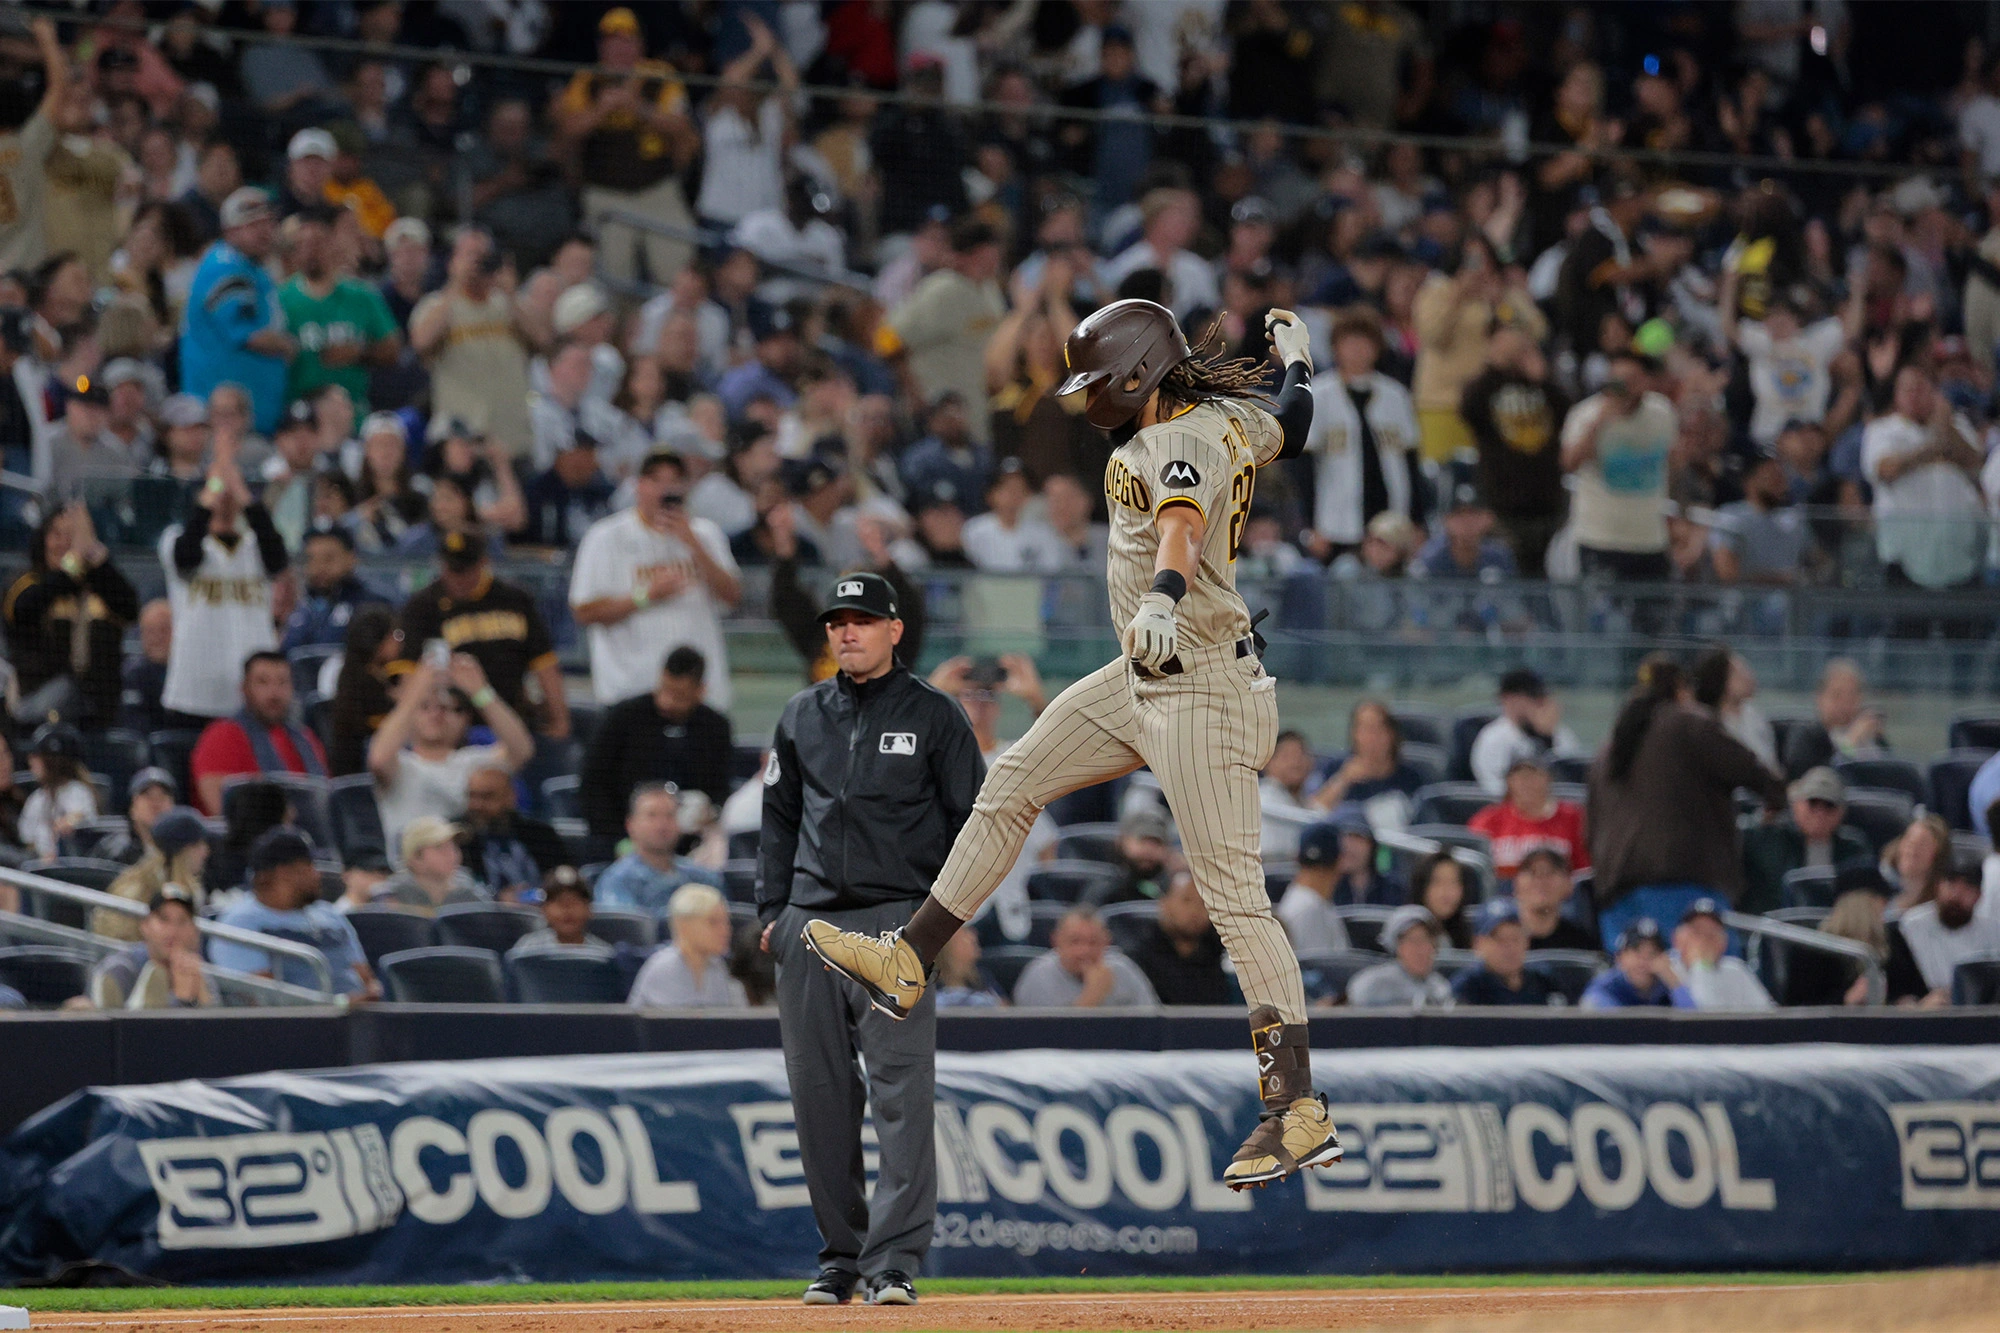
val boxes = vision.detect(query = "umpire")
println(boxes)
[757,571,983,1307]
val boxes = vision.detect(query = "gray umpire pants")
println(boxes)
[773,898,936,1279]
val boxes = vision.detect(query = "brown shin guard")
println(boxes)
[902,895,967,969]
[1248,1005,1313,1112]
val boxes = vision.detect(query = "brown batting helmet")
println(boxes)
[1056,299,1191,429]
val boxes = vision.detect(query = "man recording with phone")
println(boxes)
[570,447,742,708]
[1560,345,1678,586]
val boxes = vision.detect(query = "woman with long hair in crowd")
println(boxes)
[95,808,211,941]
[1311,700,1425,822]
[19,724,99,860]
[1882,813,1951,912]
[423,422,528,536]
[1587,653,1788,949]
[349,415,429,553]
[1409,850,1476,950]
[327,605,402,777]
[1785,886,1891,1006]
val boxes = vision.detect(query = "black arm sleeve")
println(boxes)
[86,558,141,625]
[756,708,806,927]
[1272,360,1313,460]
[171,500,211,577]
[242,502,289,575]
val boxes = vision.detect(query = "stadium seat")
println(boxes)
[1433,948,1478,980]
[1098,901,1157,955]
[66,817,134,860]
[541,775,581,821]
[346,908,437,969]
[551,817,595,866]
[1052,822,1122,864]
[1767,907,1830,929]
[727,830,760,862]
[1399,742,1446,786]
[145,729,202,801]
[0,945,94,1008]
[730,742,768,785]
[1405,825,1493,860]
[1833,756,1928,808]
[1026,860,1122,903]
[588,910,656,949]
[1295,949,1380,1003]
[1411,783,1490,826]
[721,859,758,904]
[236,773,336,855]
[304,692,336,748]
[287,645,341,699]
[1781,866,1840,910]
[20,859,127,930]
[1263,863,1296,902]
[1547,754,1593,785]
[433,903,540,954]
[1550,782,1588,806]
[79,729,151,804]
[378,947,506,1003]
[1525,950,1603,1004]
[328,774,388,863]
[1387,706,1447,749]
[507,948,628,1004]
[982,945,1044,1000]
[1841,788,1916,852]
[1948,710,2000,752]
[1949,955,2000,1006]
[568,703,604,750]
[1446,709,1497,781]
[1928,751,1994,832]
[1336,904,1395,952]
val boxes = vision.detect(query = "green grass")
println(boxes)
[0,1271,1871,1313]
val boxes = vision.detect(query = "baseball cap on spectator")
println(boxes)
[275,399,317,436]
[129,767,179,802]
[1940,856,1982,888]
[1230,196,1274,227]
[220,187,274,229]
[100,358,149,391]
[818,571,899,623]
[148,882,198,915]
[748,303,796,343]
[1614,917,1665,953]
[288,128,337,161]
[360,411,406,444]
[400,815,461,865]
[543,865,592,903]
[1476,898,1522,937]
[1382,903,1440,948]
[986,456,1029,494]
[1516,845,1570,876]
[1366,510,1417,548]
[1498,668,1546,699]
[384,217,431,251]
[598,7,641,36]
[658,417,724,463]
[911,478,963,515]
[161,393,208,428]
[1444,481,1488,514]
[30,722,82,760]
[248,827,316,876]
[65,373,109,407]
[1679,897,1725,927]
[781,455,841,498]
[1120,806,1171,845]
[1101,23,1135,49]
[306,519,355,550]
[553,283,610,337]
[1789,766,1846,807]
[1296,820,1346,868]
[438,528,486,571]
[1506,751,1550,776]
[151,808,212,862]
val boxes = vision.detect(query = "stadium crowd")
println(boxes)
[4,1,2000,1013]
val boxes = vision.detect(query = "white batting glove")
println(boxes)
[1123,592,1178,671]
[1265,308,1312,374]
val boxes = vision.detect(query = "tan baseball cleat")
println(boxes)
[1222,1094,1342,1190]
[801,921,927,1020]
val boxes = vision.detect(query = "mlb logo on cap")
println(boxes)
[818,571,898,622]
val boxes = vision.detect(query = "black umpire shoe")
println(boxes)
[867,1271,917,1305]
[802,1268,859,1305]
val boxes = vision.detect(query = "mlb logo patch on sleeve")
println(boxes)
[879,733,917,755]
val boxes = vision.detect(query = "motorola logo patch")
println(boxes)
[1160,460,1202,488]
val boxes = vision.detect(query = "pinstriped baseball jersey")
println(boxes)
[1104,397,1285,648]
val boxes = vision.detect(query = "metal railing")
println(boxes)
[592,209,872,298]
[0,908,329,1007]
[0,866,338,999]
[1724,908,1886,1007]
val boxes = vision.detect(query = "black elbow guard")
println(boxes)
[1273,361,1313,460]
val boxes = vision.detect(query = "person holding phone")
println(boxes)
[1560,345,1678,594]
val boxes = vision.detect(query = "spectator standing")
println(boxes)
[0,18,68,272]
[374,816,487,914]
[1469,756,1590,880]
[281,524,385,653]
[1580,918,1691,1009]
[44,375,142,502]
[594,784,722,918]
[211,828,378,998]
[1887,858,2000,1005]
[158,443,287,725]
[962,459,1065,572]
[1013,907,1159,1007]
[1781,659,1885,779]
[1057,28,1165,224]
[1739,767,1874,914]
[180,189,295,433]
[18,723,97,860]
[898,393,991,514]
[1722,281,1849,450]
[1668,898,1774,1011]
[1588,657,1787,948]
[1511,848,1599,951]
[367,653,534,865]
[94,806,209,942]
[118,600,175,735]
[1469,669,1582,796]
[579,647,734,841]
[876,220,1007,444]
[87,884,216,1010]
[1273,820,1356,954]
[694,17,797,229]
[1097,189,1219,323]
[1452,900,1557,1006]
[4,503,139,724]
[508,867,612,958]
[187,651,327,816]
[570,449,742,709]
[628,882,748,1007]
[459,766,567,902]
[326,605,399,778]
[1693,647,1778,771]
[1413,236,1548,464]
[278,205,400,413]
[408,227,533,459]
[1347,906,1454,1009]
[1461,327,1569,576]
[1128,871,1232,1006]
[555,8,700,285]
[1305,306,1422,558]
[1560,348,1677,583]
[1861,363,1986,595]
[396,531,570,742]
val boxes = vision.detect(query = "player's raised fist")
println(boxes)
[1265,308,1312,374]
[1123,592,1179,672]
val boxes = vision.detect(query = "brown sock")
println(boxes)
[902,896,966,968]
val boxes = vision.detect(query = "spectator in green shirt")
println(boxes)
[279,204,400,411]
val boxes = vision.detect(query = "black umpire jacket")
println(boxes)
[757,664,984,926]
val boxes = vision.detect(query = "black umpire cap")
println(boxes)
[818,572,898,623]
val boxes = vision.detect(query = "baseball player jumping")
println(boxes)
[806,299,1338,1190]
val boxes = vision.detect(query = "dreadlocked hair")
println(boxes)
[1154,316,1275,416]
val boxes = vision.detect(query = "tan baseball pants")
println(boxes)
[930,640,1306,1024]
